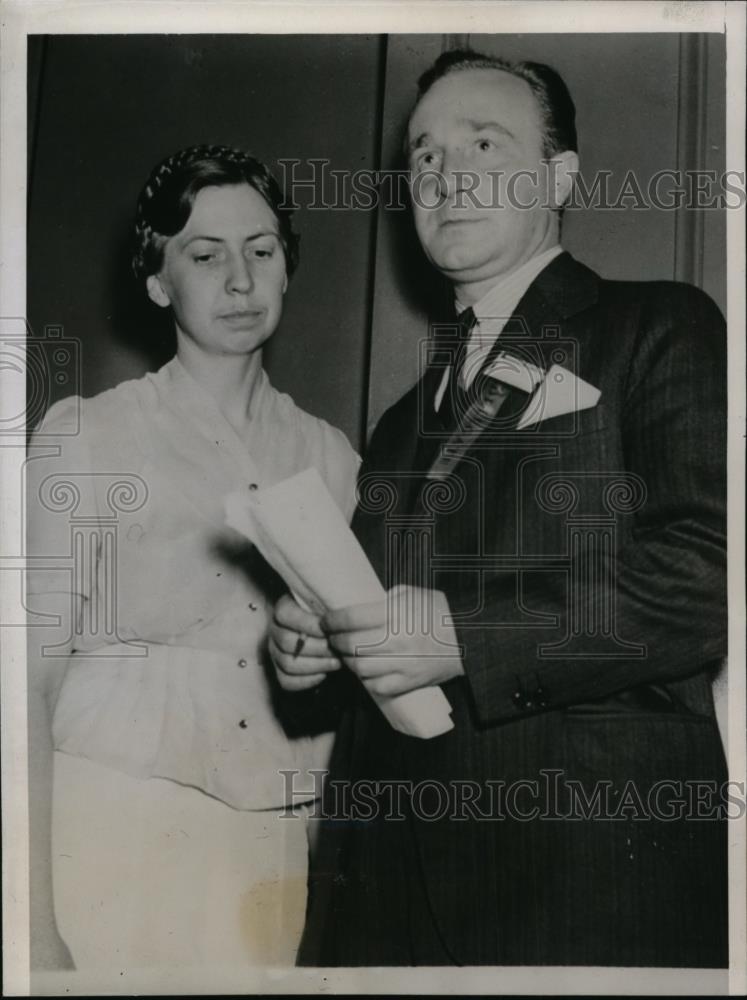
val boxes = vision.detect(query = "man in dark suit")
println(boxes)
[270,50,728,967]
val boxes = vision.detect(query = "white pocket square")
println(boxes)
[515,364,601,429]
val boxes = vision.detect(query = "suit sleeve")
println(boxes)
[452,284,728,724]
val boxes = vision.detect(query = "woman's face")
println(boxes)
[146,183,288,358]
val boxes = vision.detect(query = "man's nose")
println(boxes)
[440,147,472,198]
[226,254,254,294]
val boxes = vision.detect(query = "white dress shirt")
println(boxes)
[435,244,563,411]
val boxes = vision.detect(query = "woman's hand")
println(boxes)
[269,594,343,691]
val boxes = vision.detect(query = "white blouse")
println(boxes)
[26,357,360,809]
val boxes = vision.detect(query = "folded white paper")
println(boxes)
[225,467,454,739]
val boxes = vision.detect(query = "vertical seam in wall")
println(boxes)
[442,33,471,51]
[693,34,709,291]
[359,34,389,450]
[674,33,708,289]
[27,35,50,225]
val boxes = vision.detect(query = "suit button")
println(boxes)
[512,690,525,709]
[535,685,547,708]
[248,603,258,612]
[237,658,247,668]
[248,483,258,492]
[238,719,248,729]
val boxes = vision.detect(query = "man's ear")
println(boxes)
[146,274,171,309]
[547,150,579,209]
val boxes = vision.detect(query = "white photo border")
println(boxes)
[2,1,745,995]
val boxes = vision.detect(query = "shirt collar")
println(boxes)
[156,355,271,468]
[455,244,564,323]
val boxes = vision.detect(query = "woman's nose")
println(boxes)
[226,254,254,294]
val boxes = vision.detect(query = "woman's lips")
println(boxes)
[219,309,264,327]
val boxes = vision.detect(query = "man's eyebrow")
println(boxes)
[464,118,516,140]
[407,119,516,155]
[407,132,431,155]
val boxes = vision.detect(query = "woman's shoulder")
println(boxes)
[262,377,358,464]
[32,370,160,456]
[260,376,360,518]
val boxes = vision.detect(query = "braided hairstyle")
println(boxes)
[132,145,299,281]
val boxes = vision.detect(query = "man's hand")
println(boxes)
[323,585,463,698]
[269,594,343,691]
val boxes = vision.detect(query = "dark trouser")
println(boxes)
[299,810,453,966]
[299,805,728,968]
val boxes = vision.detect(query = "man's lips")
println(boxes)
[438,216,489,228]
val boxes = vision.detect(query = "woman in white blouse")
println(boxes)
[27,145,359,977]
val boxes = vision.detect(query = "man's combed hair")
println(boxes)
[412,49,578,158]
[132,144,300,280]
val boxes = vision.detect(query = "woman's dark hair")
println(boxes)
[410,49,578,158]
[132,144,300,280]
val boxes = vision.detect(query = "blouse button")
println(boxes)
[238,719,248,729]
[126,523,144,542]
[237,658,247,668]
[248,483,258,492]
[248,603,258,612]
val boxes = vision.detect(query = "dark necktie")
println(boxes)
[427,305,516,482]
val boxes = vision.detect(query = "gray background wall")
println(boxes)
[28,34,384,447]
[367,33,725,431]
[27,33,725,450]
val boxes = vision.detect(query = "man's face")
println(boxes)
[407,68,557,285]
[147,183,288,357]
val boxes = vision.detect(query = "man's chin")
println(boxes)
[429,245,496,278]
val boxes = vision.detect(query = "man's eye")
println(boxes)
[477,139,495,152]
[416,150,439,170]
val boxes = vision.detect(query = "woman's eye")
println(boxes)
[252,246,274,260]
[477,139,495,152]
[193,253,217,264]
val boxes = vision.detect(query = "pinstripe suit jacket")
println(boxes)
[300,252,728,967]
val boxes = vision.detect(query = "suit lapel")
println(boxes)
[416,253,601,490]
[466,252,600,431]
[408,313,461,482]
[482,252,599,374]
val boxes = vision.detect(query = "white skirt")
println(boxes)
[52,751,310,979]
